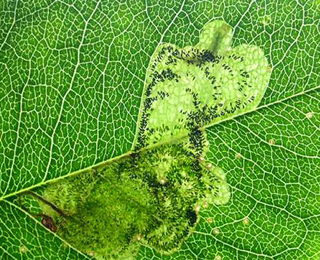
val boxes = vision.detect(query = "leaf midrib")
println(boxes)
[1,85,318,202]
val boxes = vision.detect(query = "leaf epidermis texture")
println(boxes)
[0,1,319,260]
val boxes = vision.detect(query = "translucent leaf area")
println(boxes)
[0,0,319,259]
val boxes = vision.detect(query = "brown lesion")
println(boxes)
[30,213,57,232]
[41,215,57,232]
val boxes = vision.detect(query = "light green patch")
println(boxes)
[196,20,233,55]
[19,245,28,253]
[260,15,272,26]
[137,20,271,148]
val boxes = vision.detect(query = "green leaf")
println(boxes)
[0,200,91,259]
[0,0,319,259]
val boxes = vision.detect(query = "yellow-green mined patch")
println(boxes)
[137,20,271,149]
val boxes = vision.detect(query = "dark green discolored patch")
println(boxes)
[40,140,229,259]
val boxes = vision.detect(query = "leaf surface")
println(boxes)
[0,0,319,259]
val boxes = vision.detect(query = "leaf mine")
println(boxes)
[37,20,270,259]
